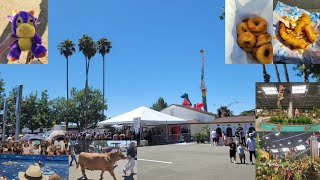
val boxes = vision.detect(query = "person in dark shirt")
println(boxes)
[123,142,137,175]
[229,138,237,163]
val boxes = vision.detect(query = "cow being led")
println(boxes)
[77,150,124,180]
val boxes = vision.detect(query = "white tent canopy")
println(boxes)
[98,106,187,125]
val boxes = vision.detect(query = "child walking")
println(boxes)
[238,143,246,164]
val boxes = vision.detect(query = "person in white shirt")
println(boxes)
[246,133,256,164]
[237,143,246,164]
[211,129,217,146]
[32,144,41,155]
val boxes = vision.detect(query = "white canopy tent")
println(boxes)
[98,106,187,125]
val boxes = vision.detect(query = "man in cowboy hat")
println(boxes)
[18,164,49,180]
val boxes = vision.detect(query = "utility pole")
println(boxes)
[15,84,23,140]
[2,100,8,141]
[200,50,208,112]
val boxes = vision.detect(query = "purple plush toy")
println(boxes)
[7,10,47,61]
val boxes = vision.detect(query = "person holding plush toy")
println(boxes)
[6,10,47,62]
[0,33,17,56]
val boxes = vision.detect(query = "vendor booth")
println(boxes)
[98,106,188,145]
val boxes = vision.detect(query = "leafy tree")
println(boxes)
[6,87,17,133]
[57,39,76,130]
[217,106,233,117]
[293,64,320,82]
[50,97,67,125]
[37,90,52,128]
[21,92,40,133]
[239,110,255,116]
[151,97,168,111]
[0,75,5,110]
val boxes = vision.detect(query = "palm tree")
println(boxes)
[283,64,290,82]
[274,64,281,82]
[57,39,75,130]
[262,65,270,82]
[298,64,309,82]
[78,35,97,129]
[96,38,112,121]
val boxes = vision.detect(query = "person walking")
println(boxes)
[238,143,246,164]
[246,133,256,164]
[211,129,217,146]
[69,146,78,166]
[229,138,237,164]
[123,142,137,176]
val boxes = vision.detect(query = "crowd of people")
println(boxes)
[228,133,256,165]
[0,136,68,155]
[66,130,136,141]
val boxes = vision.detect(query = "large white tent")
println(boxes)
[98,106,187,125]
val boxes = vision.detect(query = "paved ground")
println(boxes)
[0,0,48,64]
[138,143,255,180]
[69,155,137,180]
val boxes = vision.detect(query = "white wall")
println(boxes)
[210,122,255,137]
[161,105,215,122]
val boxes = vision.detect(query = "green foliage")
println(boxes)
[217,106,233,117]
[57,39,76,59]
[151,97,168,111]
[293,64,320,82]
[96,38,112,58]
[269,116,312,125]
[194,125,210,143]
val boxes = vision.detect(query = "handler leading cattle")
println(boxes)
[77,150,124,180]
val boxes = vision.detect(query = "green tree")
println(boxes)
[151,97,168,111]
[57,39,76,130]
[21,92,40,133]
[293,64,320,82]
[96,37,112,121]
[217,106,233,117]
[6,87,17,133]
[51,87,106,131]
[37,90,52,128]
[78,35,97,129]
[0,75,5,110]
[50,97,68,125]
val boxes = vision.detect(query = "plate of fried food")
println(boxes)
[225,0,273,64]
[273,1,320,64]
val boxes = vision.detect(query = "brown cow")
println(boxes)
[77,150,124,180]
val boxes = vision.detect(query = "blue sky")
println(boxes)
[0,0,314,117]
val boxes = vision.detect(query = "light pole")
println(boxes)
[2,100,8,141]
[15,84,23,140]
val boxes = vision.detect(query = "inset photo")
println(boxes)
[225,0,273,64]
[256,131,320,180]
[273,0,320,64]
[0,130,69,179]
[256,82,320,131]
[68,138,137,180]
[0,0,48,64]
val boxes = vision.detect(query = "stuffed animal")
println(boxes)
[6,10,46,61]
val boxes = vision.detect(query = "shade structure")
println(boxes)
[48,130,66,141]
[98,106,187,125]
[19,134,44,141]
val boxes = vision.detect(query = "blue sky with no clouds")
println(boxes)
[0,0,313,117]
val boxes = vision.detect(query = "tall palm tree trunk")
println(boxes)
[102,56,105,121]
[302,65,309,82]
[274,64,281,82]
[262,65,270,82]
[283,64,290,82]
[66,57,69,131]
